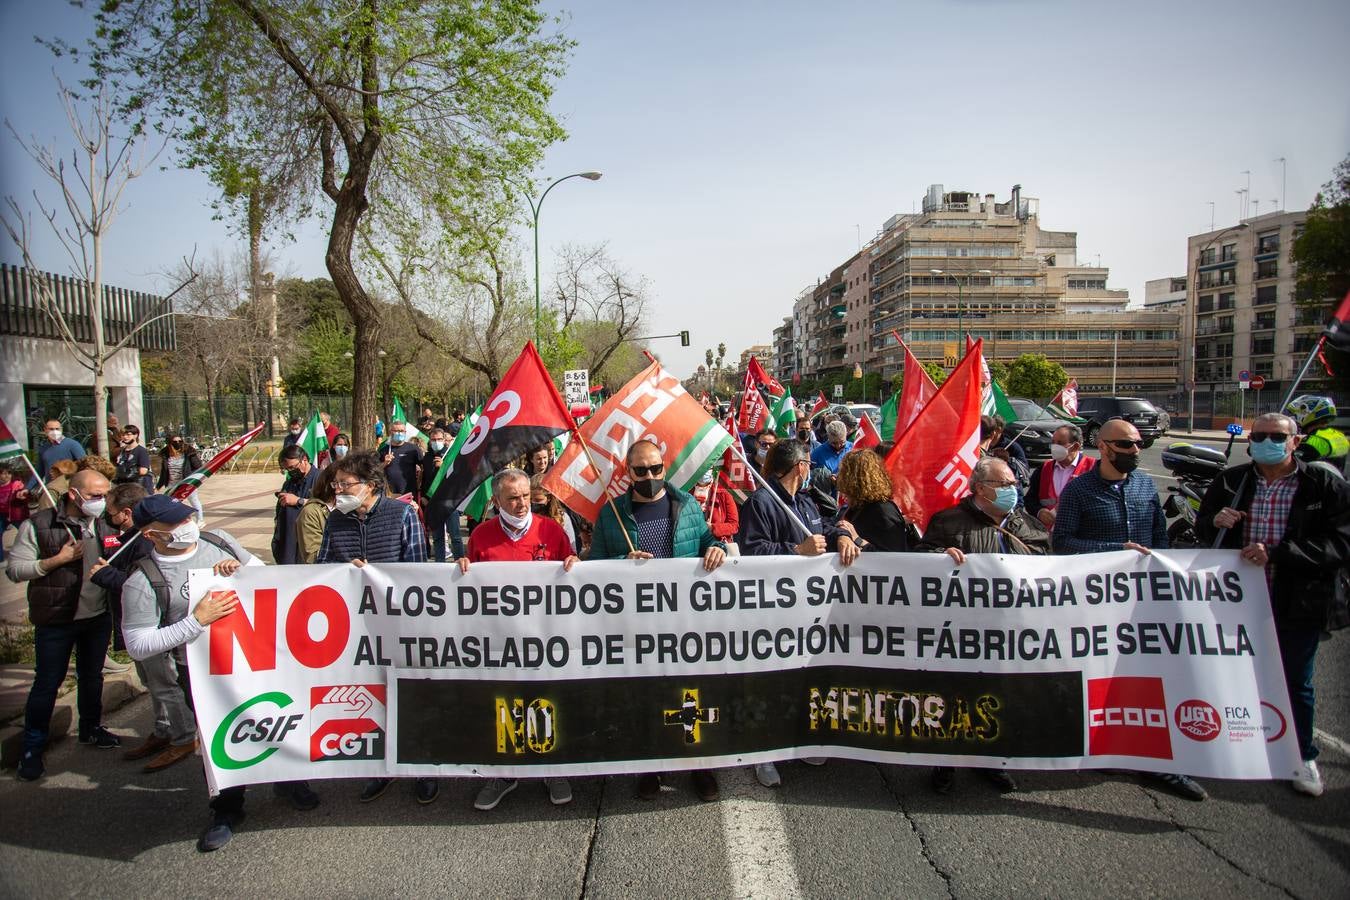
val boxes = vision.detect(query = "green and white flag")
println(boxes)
[878,393,898,441]
[299,410,329,462]
[0,414,23,461]
[771,389,797,439]
[391,397,426,443]
[983,381,1018,421]
[425,406,482,500]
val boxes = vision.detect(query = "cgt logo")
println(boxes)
[310,685,386,762]
[210,691,302,771]
[1175,699,1221,742]
[1087,676,1173,760]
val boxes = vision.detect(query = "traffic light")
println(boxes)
[679,330,690,347]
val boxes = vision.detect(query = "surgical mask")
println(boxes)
[74,491,105,518]
[497,507,531,532]
[335,486,367,515]
[633,478,665,500]
[391,433,406,444]
[430,440,445,452]
[290,428,301,436]
[698,471,714,486]
[988,485,1019,513]
[1249,439,1290,466]
[1109,450,1139,475]
[47,429,63,442]
[1050,444,1071,463]
[166,520,200,549]
[333,445,349,458]
[756,448,768,461]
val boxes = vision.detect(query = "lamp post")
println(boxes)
[523,171,603,348]
[929,268,992,348]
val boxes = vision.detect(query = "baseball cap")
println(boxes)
[132,494,196,529]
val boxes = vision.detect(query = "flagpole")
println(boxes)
[18,453,78,542]
[731,442,815,541]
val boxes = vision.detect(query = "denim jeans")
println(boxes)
[430,513,464,562]
[23,612,112,754]
[1276,626,1321,762]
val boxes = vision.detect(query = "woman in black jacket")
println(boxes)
[156,435,202,489]
[836,448,912,551]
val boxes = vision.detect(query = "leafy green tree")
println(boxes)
[78,0,571,447]
[921,361,948,387]
[1292,154,1350,393]
[1003,353,1067,400]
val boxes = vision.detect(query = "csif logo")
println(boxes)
[210,691,303,770]
[1174,699,1221,742]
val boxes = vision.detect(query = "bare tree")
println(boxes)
[1,81,197,456]
[551,242,649,376]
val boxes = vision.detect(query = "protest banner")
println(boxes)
[187,550,1300,792]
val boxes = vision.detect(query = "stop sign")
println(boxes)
[1249,374,1266,390]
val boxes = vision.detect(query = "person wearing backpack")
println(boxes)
[119,494,321,852]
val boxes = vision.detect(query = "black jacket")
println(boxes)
[91,528,153,651]
[156,448,203,489]
[916,495,1050,556]
[1197,459,1350,629]
[842,500,911,552]
[738,479,845,557]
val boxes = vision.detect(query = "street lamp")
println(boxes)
[523,171,603,347]
[929,268,992,348]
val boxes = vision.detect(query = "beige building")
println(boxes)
[1145,276,1187,310]
[793,185,1182,401]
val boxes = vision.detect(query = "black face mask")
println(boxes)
[1109,450,1140,475]
[633,478,665,500]
[531,502,550,515]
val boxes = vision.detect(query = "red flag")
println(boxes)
[897,339,938,439]
[884,341,985,532]
[810,391,830,417]
[747,356,785,398]
[429,342,574,509]
[717,412,756,503]
[853,412,882,450]
[738,367,773,434]
[1318,346,1336,377]
[965,334,991,386]
[1049,378,1080,417]
[1326,290,1350,351]
[169,422,267,500]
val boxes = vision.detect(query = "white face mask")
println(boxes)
[335,486,367,515]
[334,445,349,458]
[1050,443,1072,463]
[166,520,200,549]
[75,492,105,519]
[47,429,63,442]
[430,440,445,452]
[497,506,532,536]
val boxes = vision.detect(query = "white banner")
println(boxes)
[186,551,1300,792]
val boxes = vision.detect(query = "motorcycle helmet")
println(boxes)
[1284,395,1336,432]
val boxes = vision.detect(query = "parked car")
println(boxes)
[1005,398,1074,460]
[1074,396,1167,447]
[824,403,880,425]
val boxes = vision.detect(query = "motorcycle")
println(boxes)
[1160,423,1242,548]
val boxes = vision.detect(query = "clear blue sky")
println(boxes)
[3,0,1348,378]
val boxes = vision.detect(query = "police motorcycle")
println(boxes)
[1160,423,1243,548]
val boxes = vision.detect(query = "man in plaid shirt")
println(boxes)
[1200,412,1350,799]
[1054,418,1209,802]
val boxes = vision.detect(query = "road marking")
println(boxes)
[719,765,803,900]
[1315,728,1350,757]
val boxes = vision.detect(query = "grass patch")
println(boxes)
[0,623,35,665]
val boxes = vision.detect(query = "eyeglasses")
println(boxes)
[758,442,775,450]
[1106,439,1146,450]
[980,480,1019,489]
[1249,432,1291,443]
[333,479,364,491]
[630,463,664,477]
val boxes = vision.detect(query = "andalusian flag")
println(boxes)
[878,393,898,441]
[169,422,267,500]
[771,390,797,439]
[391,397,426,442]
[983,380,1018,421]
[298,410,329,462]
[0,415,23,461]
[424,406,482,500]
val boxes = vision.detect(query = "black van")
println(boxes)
[1075,397,1167,447]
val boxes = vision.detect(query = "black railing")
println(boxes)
[0,263,175,351]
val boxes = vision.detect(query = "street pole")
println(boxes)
[1111,329,1118,393]
[525,172,602,348]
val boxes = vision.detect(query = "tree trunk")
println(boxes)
[249,187,282,398]
[327,192,382,449]
[90,217,109,458]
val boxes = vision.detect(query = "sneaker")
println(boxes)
[196,811,243,853]
[545,778,573,806]
[691,769,720,802]
[474,778,519,811]
[930,766,955,795]
[1151,772,1208,802]
[802,756,827,766]
[102,658,131,675]
[983,769,1018,793]
[1292,760,1324,797]
[273,781,321,811]
[359,777,393,803]
[144,740,197,772]
[754,762,781,788]
[16,750,44,782]
[415,778,440,805]
[636,773,662,800]
[78,725,122,749]
[123,734,171,761]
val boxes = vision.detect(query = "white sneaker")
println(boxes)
[1292,760,1324,797]
[754,762,781,788]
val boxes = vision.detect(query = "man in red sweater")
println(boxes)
[457,467,578,811]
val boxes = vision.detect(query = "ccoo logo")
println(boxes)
[1174,699,1221,742]
[1087,676,1173,760]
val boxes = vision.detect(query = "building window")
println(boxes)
[1255,285,1277,305]
[1256,259,1278,280]
[1257,232,1280,254]
[1254,312,1277,331]
[1199,247,1216,266]
[1251,336,1275,355]
[1221,243,1237,262]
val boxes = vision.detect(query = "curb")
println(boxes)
[0,667,146,769]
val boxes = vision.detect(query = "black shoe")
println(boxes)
[359,777,393,803]
[930,767,955,795]
[415,778,439,805]
[197,811,244,853]
[636,773,661,800]
[983,770,1017,793]
[1150,772,1208,802]
[78,725,122,749]
[691,769,720,802]
[15,750,43,782]
[273,781,321,811]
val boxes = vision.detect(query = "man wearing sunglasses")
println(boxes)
[588,440,729,801]
[1054,418,1206,802]
[1198,412,1350,799]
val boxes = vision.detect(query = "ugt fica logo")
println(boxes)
[1086,676,1173,760]
[309,684,387,761]
[1174,699,1221,742]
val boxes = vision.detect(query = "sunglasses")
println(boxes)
[1106,439,1146,450]
[630,463,664,477]
[1249,432,1291,443]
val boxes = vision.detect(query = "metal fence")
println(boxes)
[142,393,354,447]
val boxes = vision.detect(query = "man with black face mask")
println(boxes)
[271,445,317,565]
[1054,418,1206,802]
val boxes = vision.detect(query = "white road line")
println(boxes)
[1315,728,1350,757]
[719,765,803,900]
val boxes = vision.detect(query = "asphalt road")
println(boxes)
[2,450,1347,898]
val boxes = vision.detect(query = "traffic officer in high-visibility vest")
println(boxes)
[1285,395,1348,472]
